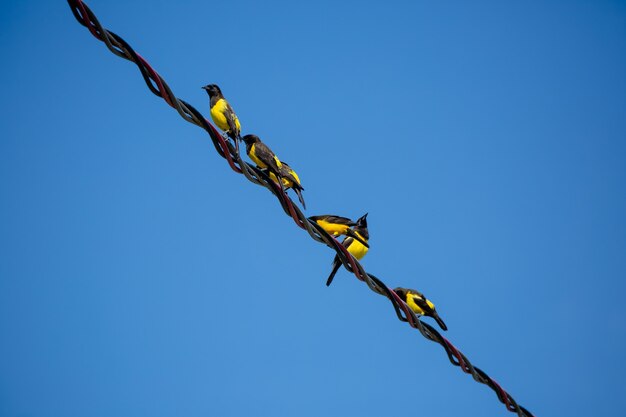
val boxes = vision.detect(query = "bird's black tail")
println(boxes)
[326,256,341,286]
[433,313,447,331]
[294,187,306,210]
[233,133,241,155]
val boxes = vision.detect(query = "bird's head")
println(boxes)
[201,84,221,97]
[242,134,260,145]
[392,287,407,300]
[354,212,369,239]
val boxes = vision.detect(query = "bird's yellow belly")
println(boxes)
[210,99,230,131]
[318,220,350,236]
[249,144,267,168]
[348,239,368,260]
[269,172,292,188]
[407,297,425,315]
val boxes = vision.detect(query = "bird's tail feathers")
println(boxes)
[276,173,287,192]
[433,313,447,331]
[294,187,306,210]
[326,257,341,286]
[227,132,239,154]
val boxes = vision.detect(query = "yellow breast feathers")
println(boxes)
[347,233,368,260]
[406,295,426,315]
[210,98,240,133]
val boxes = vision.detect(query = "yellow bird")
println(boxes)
[393,287,447,331]
[241,134,290,193]
[309,214,368,247]
[326,213,369,287]
[241,134,282,171]
[202,84,241,151]
[269,161,306,209]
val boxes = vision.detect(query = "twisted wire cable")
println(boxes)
[66,2,535,415]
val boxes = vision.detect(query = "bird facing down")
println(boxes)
[202,84,241,150]
[326,213,369,287]
[393,287,447,331]
[269,161,306,209]
[308,214,369,247]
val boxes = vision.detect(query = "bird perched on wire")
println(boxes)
[326,213,369,287]
[241,134,289,191]
[201,84,241,152]
[269,161,306,209]
[242,134,282,171]
[393,287,447,331]
[309,214,369,247]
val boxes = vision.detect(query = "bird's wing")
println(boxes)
[254,142,282,173]
[309,215,355,226]
[281,166,303,189]
[324,215,355,226]
[410,293,433,314]
[223,102,239,137]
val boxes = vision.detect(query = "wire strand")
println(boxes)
[65,2,535,415]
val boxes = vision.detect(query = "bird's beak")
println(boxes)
[201,86,209,90]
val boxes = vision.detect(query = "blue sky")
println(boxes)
[1,1,625,416]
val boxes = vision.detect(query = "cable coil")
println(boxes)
[66,2,535,415]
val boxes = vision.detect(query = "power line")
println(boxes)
[65,1,535,415]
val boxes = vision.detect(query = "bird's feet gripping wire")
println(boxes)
[219,131,239,156]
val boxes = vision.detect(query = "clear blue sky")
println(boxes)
[1,1,625,416]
